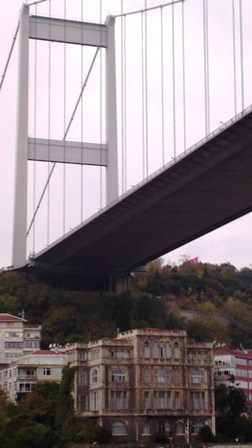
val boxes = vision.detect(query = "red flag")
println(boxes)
[188,257,198,264]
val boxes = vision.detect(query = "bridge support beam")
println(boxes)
[106,16,118,203]
[12,5,29,268]
[12,8,118,269]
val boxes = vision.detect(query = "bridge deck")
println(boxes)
[32,107,252,279]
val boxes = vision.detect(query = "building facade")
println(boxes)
[67,328,215,443]
[214,347,252,411]
[0,350,67,402]
[0,313,41,364]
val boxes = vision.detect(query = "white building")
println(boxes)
[0,313,41,364]
[0,350,67,402]
[214,347,252,411]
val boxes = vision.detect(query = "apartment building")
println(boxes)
[66,328,215,443]
[0,313,41,364]
[0,350,67,402]
[214,346,252,411]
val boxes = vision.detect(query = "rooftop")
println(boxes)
[0,313,26,322]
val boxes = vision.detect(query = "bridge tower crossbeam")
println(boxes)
[12,5,118,268]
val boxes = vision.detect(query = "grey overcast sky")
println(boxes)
[1,0,252,270]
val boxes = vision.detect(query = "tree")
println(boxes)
[215,384,248,440]
[55,365,76,428]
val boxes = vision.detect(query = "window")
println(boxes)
[166,342,171,358]
[190,372,204,384]
[90,391,99,410]
[191,392,205,410]
[191,420,203,434]
[110,350,128,359]
[144,368,150,382]
[7,332,21,337]
[236,358,247,366]
[176,421,184,434]
[158,420,170,434]
[159,343,165,358]
[79,370,87,386]
[25,369,35,378]
[79,395,87,412]
[154,342,165,359]
[142,422,150,435]
[19,383,31,392]
[23,341,40,349]
[111,368,126,383]
[5,342,23,349]
[174,342,180,359]
[154,390,169,409]
[92,369,98,384]
[144,342,150,359]
[174,392,180,409]
[154,369,168,383]
[112,421,127,436]
[174,368,180,384]
[79,350,87,361]
[237,368,248,377]
[43,368,51,376]
[144,391,149,409]
[111,391,127,410]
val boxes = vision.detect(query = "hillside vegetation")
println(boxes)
[1,259,252,348]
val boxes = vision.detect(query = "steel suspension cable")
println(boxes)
[160,6,165,165]
[0,22,19,91]
[181,0,186,152]
[27,48,100,237]
[80,0,84,222]
[99,0,103,209]
[63,0,67,235]
[232,0,237,116]
[239,0,245,111]
[203,0,210,135]
[144,0,149,176]
[172,0,176,158]
[141,12,145,179]
[47,0,52,246]
[114,0,185,18]
[121,5,127,193]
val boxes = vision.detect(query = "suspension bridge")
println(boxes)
[1,0,252,290]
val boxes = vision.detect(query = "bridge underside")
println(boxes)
[25,108,252,288]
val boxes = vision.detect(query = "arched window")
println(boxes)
[112,421,127,435]
[144,342,150,358]
[159,342,165,358]
[166,341,171,358]
[174,342,180,359]
[92,368,98,383]
[111,368,126,383]
[174,367,180,384]
[154,341,165,358]
[176,420,184,434]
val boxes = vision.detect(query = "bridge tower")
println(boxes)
[12,5,118,268]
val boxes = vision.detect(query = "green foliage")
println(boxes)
[55,365,76,428]
[14,423,55,448]
[151,431,168,443]
[3,262,252,348]
[198,424,215,442]
[215,384,248,441]
[86,425,112,443]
